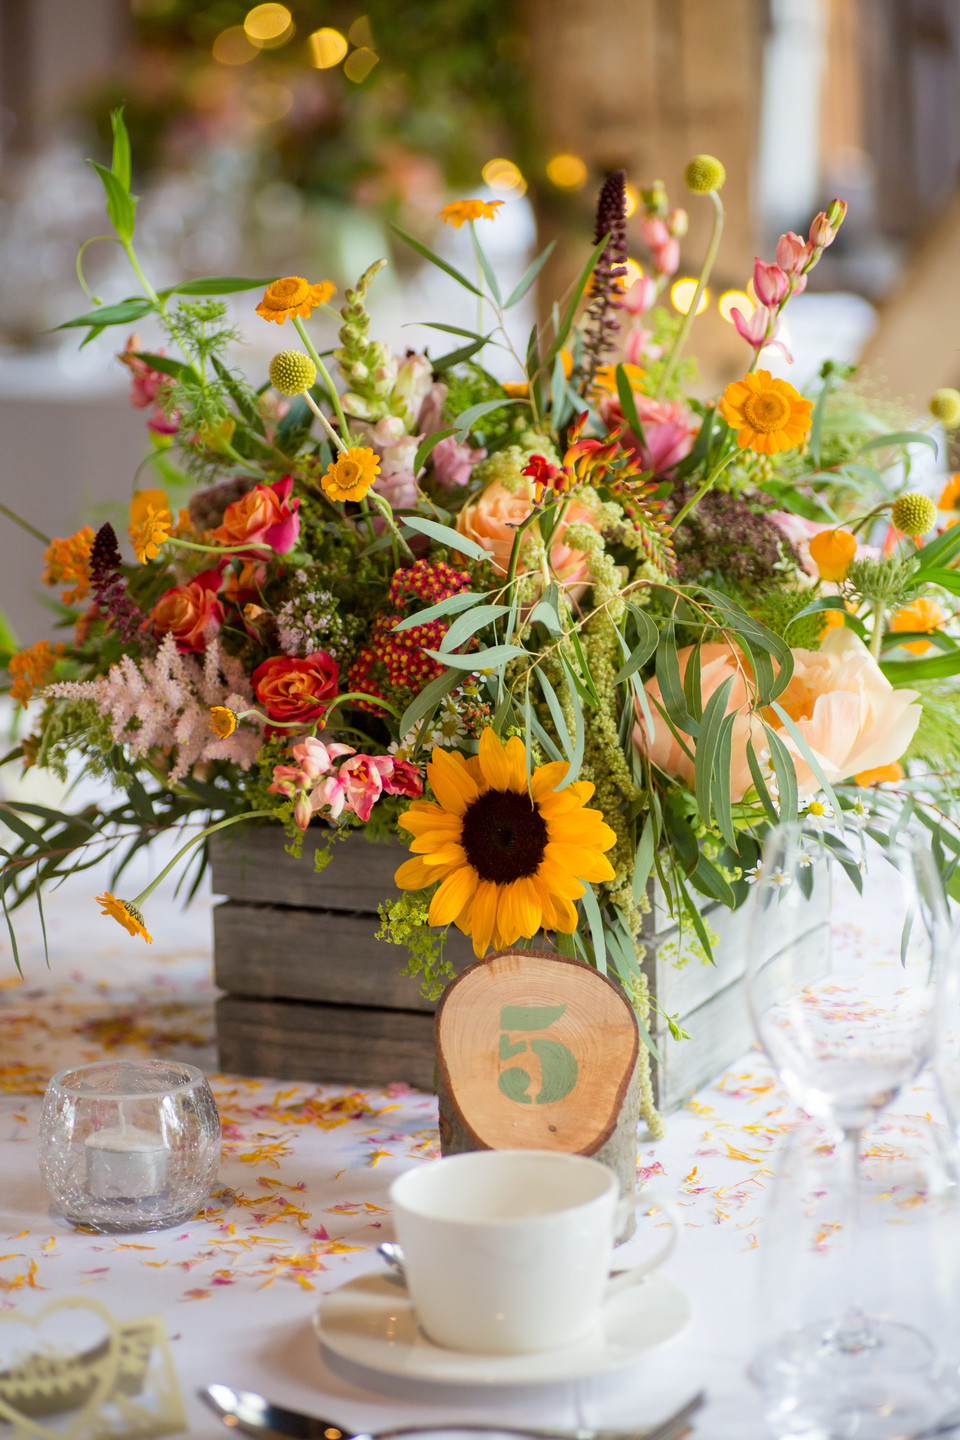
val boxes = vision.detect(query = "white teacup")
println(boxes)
[389,1149,679,1355]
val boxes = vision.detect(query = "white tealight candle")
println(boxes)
[84,1125,169,1200]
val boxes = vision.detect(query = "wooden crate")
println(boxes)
[210,828,827,1111]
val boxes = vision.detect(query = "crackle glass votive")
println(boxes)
[38,1059,221,1232]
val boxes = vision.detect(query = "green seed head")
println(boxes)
[891,491,938,537]
[684,154,726,194]
[929,387,960,428]
[269,350,317,396]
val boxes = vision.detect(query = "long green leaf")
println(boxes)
[771,702,844,820]
[614,608,659,683]
[913,524,960,573]
[439,603,510,652]
[879,650,960,682]
[761,722,799,822]
[91,160,136,241]
[655,623,699,737]
[398,668,460,740]
[535,668,575,763]
[470,225,501,304]
[432,338,490,371]
[504,242,556,309]
[859,430,938,457]
[413,427,458,475]
[693,676,734,827]
[403,516,490,562]
[904,566,960,598]
[452,398,519,439]
[746,738,780,822]
[543,235,609,368]
[578,881,607,975]
[167,275,281,298]
[632,814,656,904]
[56,298,153,331]
[392,590,490,631]
[710,711,739,850]
[808,368,838,469]
[110,107,132,192]
[391,223,483,297]
[615,364,646,442]
[556,657,585,789]
[135,351,197,382]
[424,643,526,670]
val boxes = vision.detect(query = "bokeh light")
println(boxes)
[482,158,527,196]
[671,279,709,315]
[244,4,293,47]
[309,28,348,68]
[212,25,259,64]
[246,81,294,123]
[719,290,753,323]
[624,183,639,217]
[546,153,588,190]
[621,258,644,288]
[343,47,379,82]
[348,16,375,48]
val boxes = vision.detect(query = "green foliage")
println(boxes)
[748,585,828,650]
[377,890,456,1000]
[443,364,527,450]
[907,679,960,770]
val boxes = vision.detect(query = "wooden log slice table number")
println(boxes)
[435,950,641,1226]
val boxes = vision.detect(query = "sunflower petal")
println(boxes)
[429,865,478,926]
[470,879,499,957]
[427,749,480,816]
[409,830,467,854]
[394,856,436,889]
[478,728,527,792]
[528,760,570,799]
[398,804,462,835]
[420,843,467,868]
[544,841,616,883]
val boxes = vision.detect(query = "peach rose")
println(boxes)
[455,477,601,593]
[635,628,921,800]
[150,571,223,652]
[209,476,300,556]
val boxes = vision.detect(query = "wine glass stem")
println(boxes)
[832,1125,874,1352]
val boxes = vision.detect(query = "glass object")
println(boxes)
[745,820,953,1439]
[38,1059,221,1233]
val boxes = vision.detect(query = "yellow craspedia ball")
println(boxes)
[929,387,960,428]
[684,154,726,194]
[891,491,938,537]
[269,350,317,396]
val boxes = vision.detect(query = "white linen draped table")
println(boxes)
[0,863,943,1440]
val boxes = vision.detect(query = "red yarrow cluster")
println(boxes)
[348,558,472,713]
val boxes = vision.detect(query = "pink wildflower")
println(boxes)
[752,259,790,308]
[338,754,395,822]
[431,435,487,490]
[618,276,657,316]
[776,231,812,273]
[383,758,423,798]
[731,305,793,364]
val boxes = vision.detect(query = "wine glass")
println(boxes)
[744,818,954,1437]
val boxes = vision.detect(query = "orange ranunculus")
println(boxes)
[455,476,602,593]
[808,528,857,583]
[150,571,223,652]
[890,597,947,655]
[636,628,921,800]
[855,762,904,786]
[255,277,335,325]
[251,652,339,724]
[209,476,300,555]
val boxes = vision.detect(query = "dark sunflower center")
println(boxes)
[460,789,548,884]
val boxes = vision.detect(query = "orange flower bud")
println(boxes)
[808,528,857,582]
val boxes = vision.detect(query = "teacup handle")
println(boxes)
[606,1186,680,1296]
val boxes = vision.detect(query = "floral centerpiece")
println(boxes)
[5,116,960,1133]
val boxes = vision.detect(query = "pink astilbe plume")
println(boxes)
[47,635,262,783]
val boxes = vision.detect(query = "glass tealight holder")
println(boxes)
[38,1059,221,1233]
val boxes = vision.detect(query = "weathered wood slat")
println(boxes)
[215,996,438,1091]
[210,827,401,912]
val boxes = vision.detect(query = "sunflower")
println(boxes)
[438,200,504,228]
[255,276,336,325]
[95,892,153,943]
[395,729,617,957]
[720,370,813,454]
[322,447,380,503]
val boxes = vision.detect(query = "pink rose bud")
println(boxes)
[667,207,689,238]
[776,231,812,273]
[640,216,670,250]
[752,259,791,307]
[653,239,680,277]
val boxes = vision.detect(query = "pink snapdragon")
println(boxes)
[431,434,487,490]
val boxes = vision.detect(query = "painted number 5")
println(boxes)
[497,1003,578,1105]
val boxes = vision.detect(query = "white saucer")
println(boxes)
[314,1269,691,1386]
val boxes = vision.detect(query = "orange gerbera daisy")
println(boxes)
[891,597,947,655]
[95,892,153,943]
[438,200,504,228]
[322,447,380,503]
[720,370,813,455]
[395,729,617,957]
[255,277,336,325]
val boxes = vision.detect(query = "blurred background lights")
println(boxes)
[719,290,754,323]
[246,81,294,123]
[308,27,348,68]
[621,258,643,288]
[624,182,639,217]
[545,153,588,190]
[343,47,379,82]
[348,16,375,48]
[212,25,259,64]
[671,278,709,315]
[244,4,294,47]
[482,158,527,196]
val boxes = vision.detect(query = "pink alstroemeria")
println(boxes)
[617,276,658,316]
[776,231,812,274]
[753,259,791,308]
[293,737,355,781]
[383,758,423,798]
[338,754,395,823]
[731,305,794,364]
[309,772,348,821]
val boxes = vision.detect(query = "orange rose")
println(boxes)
[150,571,223,652]
[252,652,339,724]
[455,476,601,594]
[209,476,300,556]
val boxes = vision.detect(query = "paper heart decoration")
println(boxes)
[0,1298,185,1440]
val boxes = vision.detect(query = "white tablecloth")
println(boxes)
[0,861,947,1440]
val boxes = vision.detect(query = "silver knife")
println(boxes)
[200,1383,705,1440]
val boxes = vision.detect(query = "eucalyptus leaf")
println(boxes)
[391,224,483,297]
[578,880,608,975]
[423,643,526,670]
[439,603,511,652]
[392,590,491,631]
[504,242,555,309]
[403,516,490,562]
